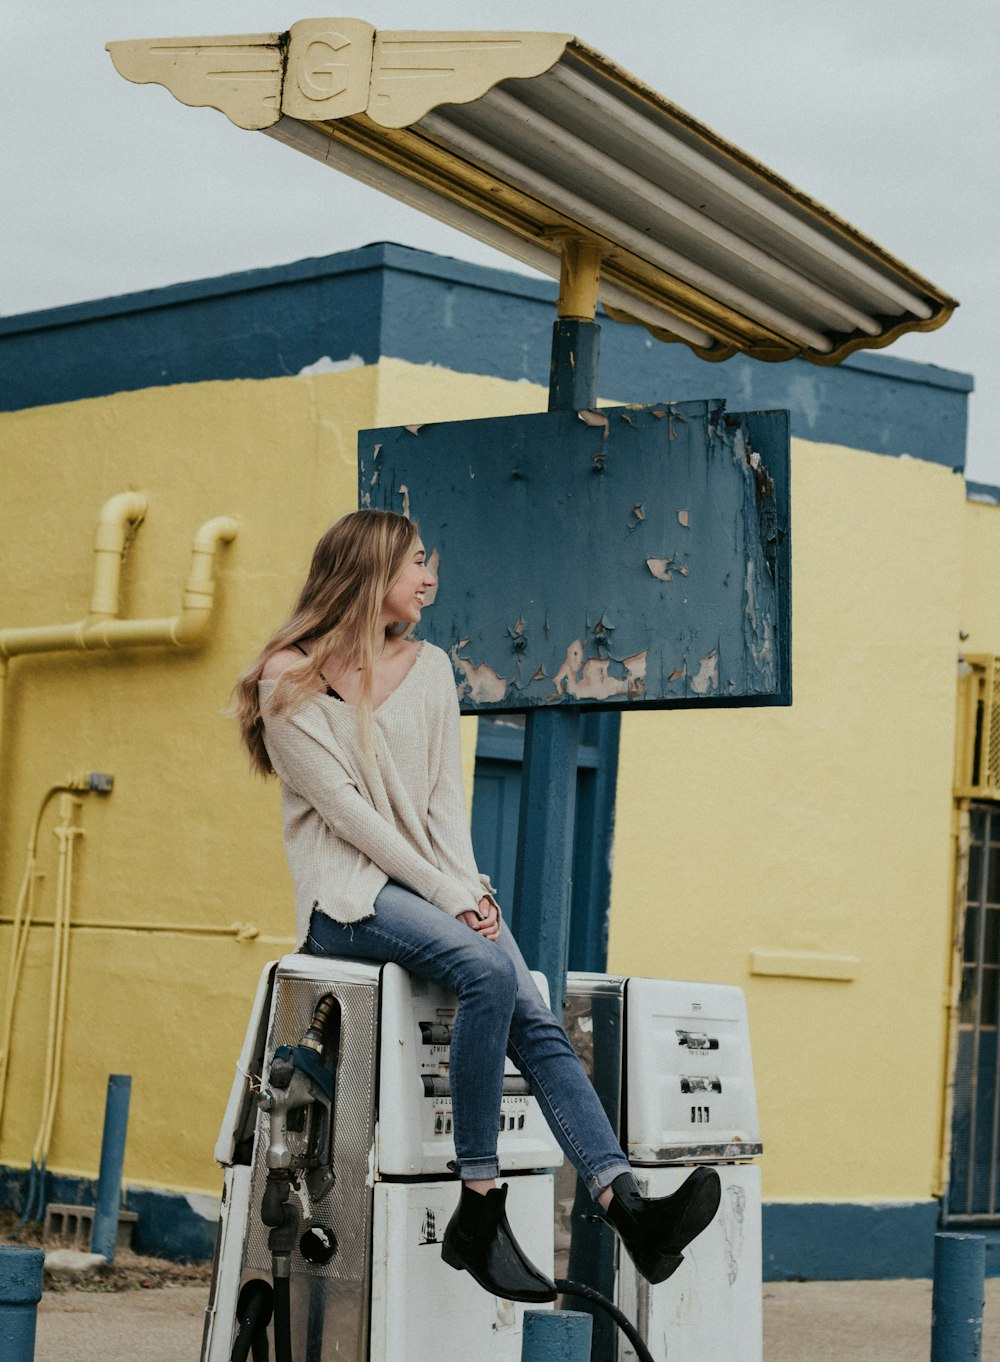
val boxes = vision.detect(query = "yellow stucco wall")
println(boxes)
[960,499,1000,653]
[1,368,375,1191]
[0,361,549,1196]
[609,441,964,1202]
[0,358,987,1215]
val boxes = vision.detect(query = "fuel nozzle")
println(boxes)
[258,991,341,1236]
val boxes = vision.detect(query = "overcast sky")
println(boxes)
[4,1,998,482]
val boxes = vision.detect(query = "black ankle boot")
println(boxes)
[441,1183,558,1302]
[602,1167,722,1284]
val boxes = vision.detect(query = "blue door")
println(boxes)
[470,713,620,973]
[469,726,524,919]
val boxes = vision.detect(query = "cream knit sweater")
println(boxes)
[259,641,494,946]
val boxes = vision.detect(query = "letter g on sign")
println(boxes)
[282,18,375,120]
[298,33,352,102]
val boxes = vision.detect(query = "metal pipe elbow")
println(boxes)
[89,492,149,620]
[172,516,240,645]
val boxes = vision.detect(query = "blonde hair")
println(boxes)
[234,509,420,775]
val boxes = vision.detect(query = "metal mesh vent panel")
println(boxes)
[243,974,378,1282]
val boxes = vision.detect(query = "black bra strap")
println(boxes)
[291,641,344,702]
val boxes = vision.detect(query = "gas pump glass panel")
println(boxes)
[360,400,789,713]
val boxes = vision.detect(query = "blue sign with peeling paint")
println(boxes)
[360,399,790,712]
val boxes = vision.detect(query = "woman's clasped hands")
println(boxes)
[459,895,501,942]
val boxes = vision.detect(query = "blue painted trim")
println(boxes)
[841,350,973,393]
[1,1157,993,1279]
[763,1201,943,1280]
[0,243,971,470]
[0,1164,218,1263]
[0,243,555,339]
[967,480,1000,506]
[0,244,970,392]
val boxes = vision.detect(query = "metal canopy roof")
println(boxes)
[107,19,956,365]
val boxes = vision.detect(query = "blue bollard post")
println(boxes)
[521,1309,593,1362]
[0,1245,44,1362]
[90,1073,132,1263]
[931,1232,984,1362]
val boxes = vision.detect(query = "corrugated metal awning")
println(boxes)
[107,19,956,364]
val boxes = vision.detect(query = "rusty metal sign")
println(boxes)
[360,399,790,712]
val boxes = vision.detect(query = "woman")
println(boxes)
[235,509,720,1303]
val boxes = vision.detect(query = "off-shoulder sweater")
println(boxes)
[258,641,494,947]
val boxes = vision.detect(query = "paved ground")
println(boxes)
[763,1278,1000,1361]
[33,1276,1000,1361]
[36,1286,206,1362]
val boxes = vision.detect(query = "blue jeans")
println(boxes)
[306,881,631,1198]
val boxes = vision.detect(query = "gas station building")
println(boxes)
[0,240,995,1278]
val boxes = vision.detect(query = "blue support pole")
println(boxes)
[0,1245,44,1362]
[512,316,600,1011]
[521,1309,593,1362]
[548,319,601,412]
[930,1232,984,1362]
[90,1073,132,1263]
[513,708,580,1010]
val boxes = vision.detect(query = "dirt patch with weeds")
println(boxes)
[1,1210,214,1293]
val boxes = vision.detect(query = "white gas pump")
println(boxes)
[201,954,563,1362]
[560,974,763,1362]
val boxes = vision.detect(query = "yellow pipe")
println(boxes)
[0,499,237,804]
[38,807,83,1161]
[0,512,239,656]
[30,796,78,1168]
[32,800,68,1165]
[0,782,81,1134]
[87,491,148,620]
[0,871,35,1101]
[0,917,275,942]
[557,236,603,321]
[0,846,39,1103]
